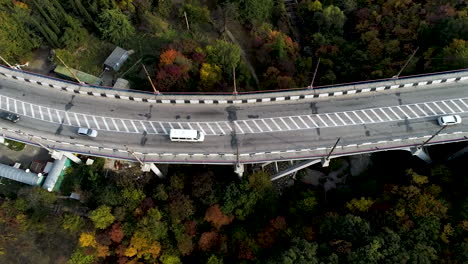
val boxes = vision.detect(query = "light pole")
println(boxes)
[418,125,447,149]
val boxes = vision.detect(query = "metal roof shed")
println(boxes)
[0,163,44,186]
[104,47,130,71]
[42,156,69,192]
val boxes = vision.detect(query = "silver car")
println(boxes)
[77,127,98,137]
[437,115,462,126]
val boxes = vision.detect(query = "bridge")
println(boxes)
[0,65,467,177]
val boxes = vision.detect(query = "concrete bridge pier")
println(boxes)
[234,163,244,178]
[141,163,164,178]
[409,147,432,163]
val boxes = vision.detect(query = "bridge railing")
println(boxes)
[1,64,467,103]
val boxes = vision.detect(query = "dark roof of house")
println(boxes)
[104,47,129,71]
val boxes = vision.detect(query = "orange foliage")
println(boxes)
[13,1,28,8]
[110,223,124,243]
[204,204,234,230]
[198,231,219,251]
[160,49,181,65]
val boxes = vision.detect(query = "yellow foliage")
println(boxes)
[128,231,161,259]
[460,220,468,231]
[407,169,429,185]
[97,245,110,258]
[440,223,454,244]
[346,197,374,213]
[199,63,222,88]
[79,232,97,248]
[395,208,405,218]
[125,247,137,257]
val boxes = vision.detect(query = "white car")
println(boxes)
[437,115,462,126]
[77,127,98,137]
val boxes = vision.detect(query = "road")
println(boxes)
[0,67,467,164]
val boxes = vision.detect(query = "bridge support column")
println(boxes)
[234,163,244,178]
[271,159,321,181]
[410,147,432,163]
[141,163,164,178]
[321,157,331,167]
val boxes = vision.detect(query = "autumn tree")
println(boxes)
[110,223,124,243]
[204,204,234,229]
[89,205,115,229]
[199,231,219,251]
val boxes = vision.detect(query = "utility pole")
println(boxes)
[142,64,160,94]
[233,65,237,95]
[326,137,341,160]
[55,53,84,84]
[393,47,419,79]
[309,58,320,89]
[418,125,447,149]
[0,55,12,67]
[184,11,190,31]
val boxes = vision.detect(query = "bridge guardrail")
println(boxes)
[1,64,467,105]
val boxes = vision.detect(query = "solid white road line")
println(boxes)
[14,99,17,114]
[252,120,263,132]
[168,122,174,129]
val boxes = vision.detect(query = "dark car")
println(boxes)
[0,112,20,123]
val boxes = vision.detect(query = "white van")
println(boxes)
[169,129,205,142]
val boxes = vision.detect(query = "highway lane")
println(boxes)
[1,70,468,163]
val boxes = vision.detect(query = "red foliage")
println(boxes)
[238,243,255,260]
[204,204,234,230]
[110,223,124,244]
[269,216,287,230]
[184,220,197,237]
[198,231,219,251]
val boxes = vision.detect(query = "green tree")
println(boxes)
[98,8,135,45]
[62,214,85,233]
[89,205,115,229]
[205,40,241,75]
[240,0,274,25]
[160,254,182,264]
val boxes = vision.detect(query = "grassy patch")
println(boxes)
[5,139,26,151]
[54,34,114,76]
